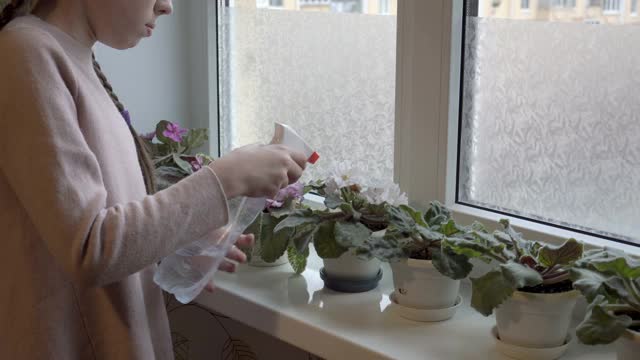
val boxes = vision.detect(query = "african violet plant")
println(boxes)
[443,219,584,316]
[141,120,213,191]
[356,201,476,280]
[570,248,640,345]
[273,166,408,274]
[241,182,308,264]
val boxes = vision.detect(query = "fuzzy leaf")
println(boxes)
[324,193,343,209]
[576,301,632,345]
[590,256,640,280]
[424,201,451,226]
[357,236,406,262]
[439,220,460,237]
[471,269,516,316]
[314,222,348,259]
[416,225,444,241]
[470,263,542,316]
[172,154,194,174]
[571,267,611,302]
[432,246,473,280]
[287,246,309,274]
[273,211,319,234]
[334,221,371,249]
[290,224,318,254]
[538,238,584,268]
[442,237,495,260]
[501,262,543,289]
[257,215,290,263]
[182,128,208,152]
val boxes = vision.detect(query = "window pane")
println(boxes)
[218,1,397,182]
[459,0,640,244]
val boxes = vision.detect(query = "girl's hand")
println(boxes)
[209,144,307,199]
[204,233,254,292]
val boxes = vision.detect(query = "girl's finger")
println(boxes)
[236,234,255,248]
[205,282,215,292]
[226,246,247,263]
[218,260,237,273]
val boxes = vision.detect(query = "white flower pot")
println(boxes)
[390,259,460,309]
[617,329,640,360]
[495,290,579,348]
[322,250,381,280]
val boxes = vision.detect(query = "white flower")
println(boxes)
[323,161,366,195]
[361,182,408,206]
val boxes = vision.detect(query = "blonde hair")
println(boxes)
[1,0,157,194]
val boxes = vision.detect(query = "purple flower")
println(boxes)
[163,122,188,143]
[189,156,204,172]
[266,182,304,209]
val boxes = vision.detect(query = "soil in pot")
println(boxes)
[519,280,573,294]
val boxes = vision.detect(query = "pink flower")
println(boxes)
[189,156,204,172]
[266,182,304,209]
[163,122,188,143]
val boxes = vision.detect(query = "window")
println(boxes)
[455,0,640,245]
[269,0,284,7]
[632,0,639,15]
[217,0,398,182]
[603,0,621,13]
[552,0,576,7]
[588,0,602,7]
[379,0,391,14]
[521,0,529,10]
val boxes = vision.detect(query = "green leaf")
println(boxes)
[334,221,371,249]
[399,205,427,227]
[273,211,318,234]
[471,269,517,316]
[416,225,444,241]
[222,338,257,360]
[442,237,495,260]
[155,120,174,144]
[571,268,611,302]
[591,256,640,280]
[287,246,309,274]
[538,238,584,268]
[424,201,451,226]
[172,153,193,174]
[257,215,290,263]
[439,219,461,237]
[182,128,208,153]
[357,235,406,262]
[313,222,348,259]
[576,301,632,345]
[324,193,343,209]
[290,224,318,254]
[432,246,473,280]
[501,262,543,289]
[470,263,542,316]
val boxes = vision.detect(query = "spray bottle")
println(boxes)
[154,123,318,303]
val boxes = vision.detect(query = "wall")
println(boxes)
[93,1,192,135]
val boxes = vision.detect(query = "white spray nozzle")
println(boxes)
[271,122,319,164]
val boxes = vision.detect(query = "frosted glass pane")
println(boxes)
[218,6,396,182]
[459,17,640,244]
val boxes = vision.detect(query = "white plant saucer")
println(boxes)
[491,326,572,360]
[388,292,462,322]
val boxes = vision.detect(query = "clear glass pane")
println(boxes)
[459,0,640,244]
[218,0,397,182]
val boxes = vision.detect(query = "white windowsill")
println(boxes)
[195,248,617,359]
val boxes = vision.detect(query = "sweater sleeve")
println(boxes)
[0,29,229,287]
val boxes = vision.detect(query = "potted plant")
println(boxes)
[357,201,475,320]
[570,248,640,360]
[141,120,213,191]
[241,182,307,267]
[444,219,584,352]
[274,167,408,293]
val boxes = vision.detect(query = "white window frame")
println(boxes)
[394,0,640,256]
[204,0,639,256]
[603,0,622,14]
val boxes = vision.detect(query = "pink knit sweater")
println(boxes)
[0,15,229,359]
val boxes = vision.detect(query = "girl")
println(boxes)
[0,0,306,359]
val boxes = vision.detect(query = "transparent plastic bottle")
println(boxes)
[154,123,318,303]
